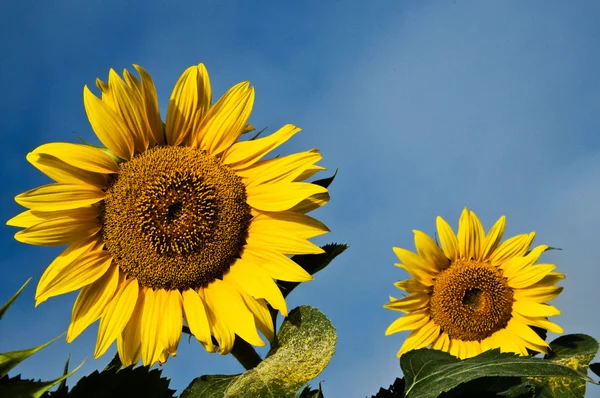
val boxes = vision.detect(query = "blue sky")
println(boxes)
[1,1,599,396]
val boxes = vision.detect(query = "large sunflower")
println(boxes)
[8,64,329,366]
[385,209,563,359]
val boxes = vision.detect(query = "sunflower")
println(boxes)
[385,209,563,359]
[7,64,330,367]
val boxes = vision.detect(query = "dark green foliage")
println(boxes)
[371,377,404,398]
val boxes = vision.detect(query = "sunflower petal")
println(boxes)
[7,210,46,228]
[246,182,328,212]
[203,279,264,347]
[67,264,119,342]
[133,65,164,146]
[514,285,563,303]
[501,245,549,278]
[31,143,119,174]
[242,247,313,282]
[26,152,108,188]
[436,216,458,261]
[117,287,145,366]
[250,211,329,239]
[83,85,134,161]
[196,82,254,156]
[513,301,561,317]
[15,209,100,246]
[236,151,322,188]
[490,232,535,265]
[508,264,556,289]
[140,288,164,366]
[200,287,234,355]
[397,321,440,357]
[182,289,214,352]
[481,216,506,260]
[161,289,183,356]
[457,208,481,260]
[413,230,449,271]
[225,260,288,316]
[384,293,430,313]
[223,124,301,169]
[237,293,275,342]
[289,192,330,214]
[432,332,450,352]
[246,225,324,255]
[15,183,105,211]
[95,278,139,358]
[385,310,430,335]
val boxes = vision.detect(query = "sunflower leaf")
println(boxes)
[533,334,600,398]
[68,366,175,398]
[278,243,348,298]
[401,348,594,398]
[0,278,31,321]
[0,334,63,378]
[590,363,600,378]
[0,360,83,398]
[183,306,336,398]
[295,383,324,398]
[371,377,405,398]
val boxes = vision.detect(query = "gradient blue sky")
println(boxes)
[1,1,599,397]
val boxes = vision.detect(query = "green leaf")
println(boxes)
[401,348,593,398]
[295,383,324,398]
[0,334,63,378]
[0,360,83,398]
[68,366,175,398]
[180,374,240,398]
[53,356,70,397]
[183,306,336,398]
[278,243,348,299]
[312,170,337,189]
[0,278,31,321]
[371,377,405,398]
[590,363,600,378]
[532,334,600,398]
[439,376,524,397]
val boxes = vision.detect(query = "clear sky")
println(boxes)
[1,1,599,397]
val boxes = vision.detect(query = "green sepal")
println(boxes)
[590,363,600,378]
[0,360,83,398]
[182,306,336,398]
[400,348,594,398]
[312,170,337,189]
[0,278,31,321]
[278,243,348,299]
[0,334,64,378]
[67,366,175,398]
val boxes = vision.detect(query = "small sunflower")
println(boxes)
[385,209,563,359]
[8,64,330,366]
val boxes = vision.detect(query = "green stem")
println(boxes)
[231,338,262,370]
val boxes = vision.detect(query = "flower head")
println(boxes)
[385,209,563,359]
[8,64,329,366]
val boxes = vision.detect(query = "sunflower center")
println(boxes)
[429,259,514,341]
[102,146,252,290]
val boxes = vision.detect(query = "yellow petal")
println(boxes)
[182,289,214,352]
[432,332,450,352]
[436,216,458,261]
[225,260,287,316]
[384,294,430,313]
[289,192,330,214]
[36,250,112,304]
[501,245,549,278]
[393,279,428,294]
[200,287,234,355]
[95,278,139,358]
[15,183,105,211]
[15,208,100,246]
[242,247,313,282]
[83,85,134,161]
[397,321,440,357]
[165,64,211,146]
[294,164,327,182]
[457,208,480,260]
[223,124,301,169]
[250,211,329,239]
[236,151,323,188]
[514,313,563,334]
[7,210,46,228]
[481,216,506,260]
[412,231,449,271]
[508,264,556,289]
[490,232,535,265]
[385,310,430,335]
[514,285,563,303]
[469,210,485,260]
[203,279,264,347]
[107,69,149,152]
[117,287,145,366]
[237,293,275,342]
[246,182,328,212]
[26,152,108,188]
[246,224,324,255]
[133,65,164,146]
[161,289,183,356]
[506,319,549,349]
[67,264,119,342]
[196,82,254,156]
[140,288,164,366]
[31,143,119,174]
[513,301,561,317]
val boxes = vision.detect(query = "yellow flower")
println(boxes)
[385,209,563,359]
[8,64,329,367]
